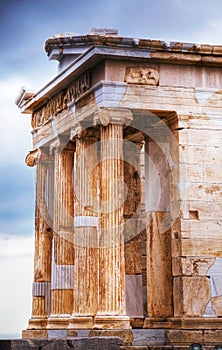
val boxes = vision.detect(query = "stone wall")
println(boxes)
[0,337,122,350]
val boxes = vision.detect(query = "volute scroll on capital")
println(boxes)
[25,148,42,167]
[93,108,133,127]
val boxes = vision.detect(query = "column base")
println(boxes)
[27,317,48,330]
[93,315,131,329]
[68,316,94,329]
[89,329,133,345]
[47,315,70,329]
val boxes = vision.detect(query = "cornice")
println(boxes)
[45,33,222,58]
[17,31,222,115]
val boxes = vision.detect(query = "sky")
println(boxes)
[1,0,222,337]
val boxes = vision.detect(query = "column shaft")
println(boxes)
[29,158,53,329]
[94,123,130,329]
[144,138,173,327]
[69,136,99,329]
[49,146,74,328]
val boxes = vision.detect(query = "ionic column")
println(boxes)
[48,140,75,330]
[69,126,99,331]
[92,108,133,334]
[25,149,53,332]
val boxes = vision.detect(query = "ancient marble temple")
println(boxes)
[16,28,222,345]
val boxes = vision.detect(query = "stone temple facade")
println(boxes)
[16,28,222,346]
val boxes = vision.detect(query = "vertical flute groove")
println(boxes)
[99,123,126,315]
[51,147,74,317]
[72,136,99,317]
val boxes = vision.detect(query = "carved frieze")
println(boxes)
[31,91,66,129]
[124,67,159,86]
[64,70,91,104]
[31,71,91,130]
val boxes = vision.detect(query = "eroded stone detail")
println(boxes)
[124,67,159,85]
[31,71,91,129]
[32,91,66,130]
[25,148,41,166]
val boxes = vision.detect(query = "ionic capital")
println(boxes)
[49,135,74,154]
[70,123,83,139]
[25,148,41,167]
[94,108,133,127]
[71,123,99,141]
[49,137,61,155]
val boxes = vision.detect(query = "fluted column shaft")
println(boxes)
[99,124,125,314]
[69,134,99,329]
[49,144,75,328]
[94,120,131,329]
[26,150,53,329]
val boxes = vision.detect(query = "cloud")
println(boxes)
[193,18,222,44]
[0,235,34,335]
[0,76,33,164]
[0,75,36,237]
[0,164,34,237]
[165,0,222,44]
[0,234,34,257]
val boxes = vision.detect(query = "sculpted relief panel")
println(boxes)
[32,71,91,130]
[125,67,159,86]
[31,67,159,130]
